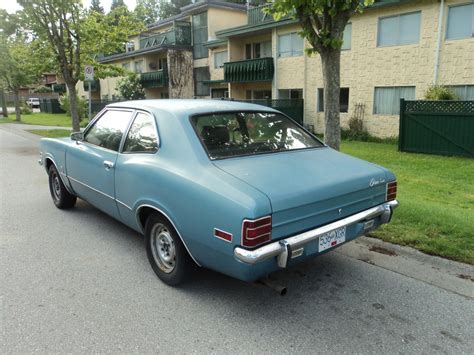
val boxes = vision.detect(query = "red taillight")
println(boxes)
[242,216,272,248]
[386,181,397,201]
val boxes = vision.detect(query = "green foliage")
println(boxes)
[135,0,160,25]
[424,85,459,101]
[341,128,398,144]
[59,93,87,120]
[20,101,33,114]
[117,73,145,100]
[111,0,126,11]
[90,0,105,14]
[157,0,192,20]
[32,86,52,93]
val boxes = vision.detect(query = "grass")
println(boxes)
[341,141,474,265]
[0,112,76,127]
[27,129,72,138]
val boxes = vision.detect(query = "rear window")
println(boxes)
[192,111,323,159]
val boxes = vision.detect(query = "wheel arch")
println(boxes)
[136,204,201,267]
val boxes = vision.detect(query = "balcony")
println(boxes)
[140,70,168,88]
[52,84,66,93]
[83,80,100,92]
[139,21,191,49]
[224,57,274,83]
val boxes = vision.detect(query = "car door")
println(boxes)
[66,109,134,219]
[114,111,160,228]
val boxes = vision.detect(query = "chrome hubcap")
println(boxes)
[52,173,61,200]
[151,224,176,273]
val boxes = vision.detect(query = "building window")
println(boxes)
[194,67,210,96]
[446,85,474,100]
[446,4,474,40]
[126,42,135,52]
[279,89,303,99]
[192,12,208,59]
[122,62,130,71]
[278,33,304,57]
[377,12,421,47]
[245,41,272,59]
[342,23,352,50]
[317,88,350,113]
[160,92,169,99]
[134,60,144,73]
[246,90,271,100]
[214,51,227,69]
[211,88,229,98]
[374,86,415,115]
[158,58,167,70]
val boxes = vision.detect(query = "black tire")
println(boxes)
[145,213,194,286]
[48,164,77,209]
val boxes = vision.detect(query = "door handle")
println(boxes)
[103,160,114,170]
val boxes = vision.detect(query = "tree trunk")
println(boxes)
[1,88,8,117]
[13,90,21,122]
[67,82,81,132]
[320,48,342,151]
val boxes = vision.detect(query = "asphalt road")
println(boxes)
[1,126,473,353]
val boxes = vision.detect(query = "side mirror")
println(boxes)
[71,132,84,142]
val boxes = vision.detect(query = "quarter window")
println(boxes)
[278,33,304,57]
[377,12,421,47]
[84,110,133,151]
[446,4,474,40]
[123,113,158,153]
[374,86,415,115]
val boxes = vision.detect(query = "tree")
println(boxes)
[0,36,38,121]
[269,0,373,151]
[135,0,160,25]
[18,0,144,130]
[158,0,192,20]
[90,0,104,14]
[117,73,145,100]
[111,0,126,11]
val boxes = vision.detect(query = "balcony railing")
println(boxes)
[139,22,191,49]
[224,57,274,83]
[140,70,168,88]
[247,4,294,25]
[83,80,100,92]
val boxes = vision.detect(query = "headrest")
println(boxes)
[201,125,229,146]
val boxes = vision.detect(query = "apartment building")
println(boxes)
[80,0,474,137]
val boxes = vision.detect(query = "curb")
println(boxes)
[336,236,474,299]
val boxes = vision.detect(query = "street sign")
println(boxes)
[84,65,94,81]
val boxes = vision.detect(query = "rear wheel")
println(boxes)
[48,164,76,209]
[145,214,194,286]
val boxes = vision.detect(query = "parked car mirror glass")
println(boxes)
[70,132,84,141]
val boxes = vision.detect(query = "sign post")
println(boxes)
[84,65,94,120]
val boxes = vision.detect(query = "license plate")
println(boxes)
[318,226,346,252]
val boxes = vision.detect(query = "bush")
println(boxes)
[117,73,145,100]
[59,93,87,119]
[341,128,398,144]
[424,85,459,100]
[32,86,52,93]
[20,102,32,114]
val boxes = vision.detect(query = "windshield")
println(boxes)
[192,111,323,159]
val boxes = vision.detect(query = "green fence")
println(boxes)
[399,99,474,157]
[235,98,304,125]
[40,99,65,114]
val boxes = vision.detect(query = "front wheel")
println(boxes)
[48,165,76,209]
[145,214,194,286]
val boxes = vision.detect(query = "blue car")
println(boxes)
[39,100,398,286]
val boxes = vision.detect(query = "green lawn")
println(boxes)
[342,141,474,264]
[27,129,72,138]
[0,112,74,127]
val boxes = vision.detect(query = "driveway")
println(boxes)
[1,127,473,353]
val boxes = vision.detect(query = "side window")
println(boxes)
[123,113,158,153]
[84,110,133,151]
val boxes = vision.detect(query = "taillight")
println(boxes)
[386,181,397,201]
[241,216,272,248]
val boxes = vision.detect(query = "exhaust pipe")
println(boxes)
[256,278,288,296]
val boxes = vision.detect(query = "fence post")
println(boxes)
[399,99,405,152]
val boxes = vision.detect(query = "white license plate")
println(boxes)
[318,226,346,252]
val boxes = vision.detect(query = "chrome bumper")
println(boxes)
[234,200,399,268]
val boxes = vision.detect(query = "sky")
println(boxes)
[0,0,138,14]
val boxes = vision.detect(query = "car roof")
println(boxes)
[106,99,279,117]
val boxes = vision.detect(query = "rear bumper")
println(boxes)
[234,200,399,267]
